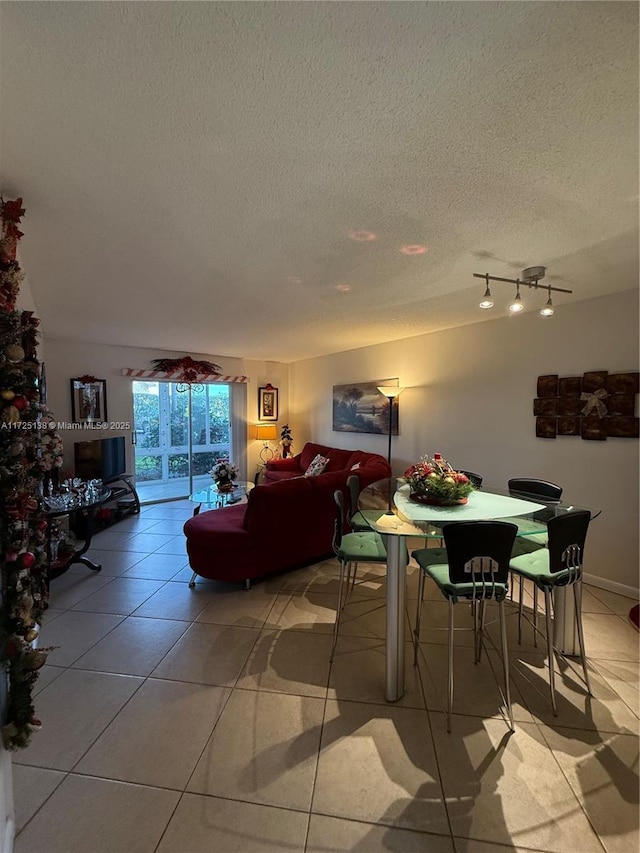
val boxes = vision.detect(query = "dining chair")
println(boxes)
[509,509,592,714]
[507,477,563,618]
[347,474,371,532]
[508,478,562,502]
[412,520,518,732]
[331,489,388,661]
[459,470,483,488]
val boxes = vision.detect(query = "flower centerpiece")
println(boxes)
[403,453,475,506]
[209,460,239,493]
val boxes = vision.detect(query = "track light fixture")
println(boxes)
[509,280,524,313]
[473,266,571,317]
[478,275,494,309]
[540,286,554,317]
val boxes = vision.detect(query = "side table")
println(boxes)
[45,488,112,580]
[189,482,254,516]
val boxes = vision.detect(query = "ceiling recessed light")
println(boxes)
[400,244,428,255]
[347,229,378,242]
[335,283,351,292]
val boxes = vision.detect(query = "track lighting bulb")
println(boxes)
[479,285,494,309]
[509,283,524,313]
[540,290,554,317]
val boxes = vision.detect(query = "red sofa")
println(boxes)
[183,442,391,586]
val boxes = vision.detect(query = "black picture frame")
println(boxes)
[70,377,107,424]
[258,386,278,421]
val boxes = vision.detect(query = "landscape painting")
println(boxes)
[332,379,399,435]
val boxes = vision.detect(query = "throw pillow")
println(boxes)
[304,453,329,477]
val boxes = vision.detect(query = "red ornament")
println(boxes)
[19,552,35,569]
[12,396,28,412]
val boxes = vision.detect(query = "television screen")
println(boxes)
[74,436,126,481]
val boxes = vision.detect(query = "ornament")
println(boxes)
[1,405,20,424]
[0,389,15,400]
[12,395,28,411]
[19,552,35,569]
[4,344,25,362]
[22,650,47,671]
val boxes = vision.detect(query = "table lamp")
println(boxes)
[255,423,278,462]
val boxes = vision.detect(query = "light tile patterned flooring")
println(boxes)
[14,500,639,853]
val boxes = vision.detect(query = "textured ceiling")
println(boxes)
[0,2,638,362]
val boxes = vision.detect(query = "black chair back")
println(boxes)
[547,510,590,582]
[332,489,346,554]
[442,521,517,594]
[459,470,483,488]
[508,478,562,502]
[347,474,360,519]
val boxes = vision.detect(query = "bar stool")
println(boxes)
[509,509,592,714]
[412,520,518,732]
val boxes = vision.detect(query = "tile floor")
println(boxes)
[13,500,640,853]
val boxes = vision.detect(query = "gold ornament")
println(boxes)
[4,344,25,363]
[1,405,20,424]
[0,389,15,400]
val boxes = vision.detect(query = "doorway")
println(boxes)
[131,380,232,502]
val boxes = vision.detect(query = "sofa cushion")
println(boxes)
[304,453,330,476]
[299,442,331,471]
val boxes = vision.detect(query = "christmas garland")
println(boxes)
[0,197,59,749]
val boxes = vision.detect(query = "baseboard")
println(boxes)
[583,572,639,601]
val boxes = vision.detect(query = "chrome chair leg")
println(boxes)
[533,586,539,648]
[498,599,515,731]
[573,581,592,695]
[478,598,488,663]
[447,599,455,733]
[544,587,557,714]
[331,559,347,662]
[517,573,524,644]
[472,600,481,663]
[188,571,198,589]
[413,570,426,666]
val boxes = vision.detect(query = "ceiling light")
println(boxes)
[479,275,493,309]
[509,281,524,313]
[473,266,571,316]
[540,287,554,316]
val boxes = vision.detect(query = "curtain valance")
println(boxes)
[122,368,248,384]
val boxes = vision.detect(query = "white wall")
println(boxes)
[290,289,640,595]
[41,339,289,483]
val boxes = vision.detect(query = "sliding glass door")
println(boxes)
[132,380,232,502]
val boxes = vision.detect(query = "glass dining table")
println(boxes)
[357,478,601,702]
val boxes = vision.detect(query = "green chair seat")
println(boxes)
[414,550,509,602]
[337,531,388,563]
[509,549,573,588]
[511,533,548,558]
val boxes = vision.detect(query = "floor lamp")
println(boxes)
[377,385,405,513]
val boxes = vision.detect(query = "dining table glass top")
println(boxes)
[357,478,600,538]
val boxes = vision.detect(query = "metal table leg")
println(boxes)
[553,586,578,655]
[385,536,407,702]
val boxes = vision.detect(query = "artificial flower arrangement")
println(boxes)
[403,453,475,506]
[209,459,240,491]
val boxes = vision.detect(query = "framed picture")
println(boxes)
[258,385,278,421]
[333,378,399,435]
[70,377,107,424]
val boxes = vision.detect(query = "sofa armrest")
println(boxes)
[265,456,300,472]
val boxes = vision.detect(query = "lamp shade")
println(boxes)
[255,423,278,441]
[377,386,405,398]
